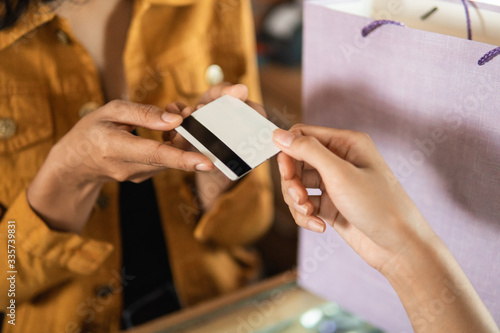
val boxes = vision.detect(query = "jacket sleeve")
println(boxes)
[0,189,113,309]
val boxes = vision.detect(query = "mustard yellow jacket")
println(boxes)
[0,1,273,332]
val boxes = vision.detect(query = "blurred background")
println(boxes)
[251,0,303,278]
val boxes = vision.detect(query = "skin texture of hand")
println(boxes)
[164,83,266,212]
[27,100,214,233]
[273,124,431,271]
[273,124,499,333]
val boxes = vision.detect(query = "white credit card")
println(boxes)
[175,95,281,180]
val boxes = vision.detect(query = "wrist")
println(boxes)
[27,150,103,233]
[381,232,445,287]
[379,229,498,333]
[47,141,95,187]
[28,179,103,233]
[379,227,466,312]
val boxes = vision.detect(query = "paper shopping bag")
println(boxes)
[299,1,500,332]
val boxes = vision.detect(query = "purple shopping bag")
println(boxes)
[299,1,500,332]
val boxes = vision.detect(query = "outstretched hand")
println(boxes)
[273,124,432,272]
[163,83,267,211]
[273,124,500,333]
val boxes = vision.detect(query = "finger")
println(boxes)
[277,151,306,181]
[174,101,187,110]
[329,216,377,254]
[288,124,378,167]
[100,100,183,131]
[181,106,195,118]
[161,129,182,143]
[222,84,248,101]
[198,83,249,104]
[280,181,325,233]
[273,128,355,187]
[290,209,326,233]
[165,103,179,114]
[113,131,214,171]
[170,131,192,151]
[122,165,166,183]
[313,193,338,227]
[165,102,187,115]
[198,82,231,104]
[277,152,296,180]
[310,196,321,214]
[162,105,194,142]
[281,177,310,206]
[299,168,323,189]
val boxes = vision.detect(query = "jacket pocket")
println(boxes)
[163,38,213,100]
[0,83,54,155]
[157,36,245,101]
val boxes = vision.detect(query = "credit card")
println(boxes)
[175,95,281,180]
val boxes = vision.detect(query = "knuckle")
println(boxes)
[353,131,375,150]
[283,195,295,208]
[165,103,179,114]
[359,131,372,143]
[103,100,128,119]
[99,139,113,160]
[177,151,193,170]
[107,99,123,109]
[302,135,318,146]
[349,130,371,143]
[175,101,187,109]
[112,170,130,183]
[145,153,164,167]
[130,177,146,184]
[137,104,159,123]
[106,100,125,113]
[291,211,308,228]
[290,123,305,133]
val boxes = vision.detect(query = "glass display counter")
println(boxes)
[124,271,383,333]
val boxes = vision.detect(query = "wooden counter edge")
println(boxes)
[124,270,298,333]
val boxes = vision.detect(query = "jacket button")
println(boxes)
[79,102,100,118]
[56,29,71,45]
[205,64,224,86]
[0,118,17,140]
[95,285,115,298]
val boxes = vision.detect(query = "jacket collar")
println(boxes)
[0,2,55,52]
[0,0,198,52]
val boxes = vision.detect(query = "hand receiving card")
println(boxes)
[175,95,281,180]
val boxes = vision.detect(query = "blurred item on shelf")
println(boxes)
[253,0,303,66]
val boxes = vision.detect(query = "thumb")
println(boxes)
[199,84,249,105]
[273,128,352,182]
[101,100,183,131]
[221,84,248,101]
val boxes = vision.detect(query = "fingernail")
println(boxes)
[161,112,181,123]
[307,220,325,233]
[273,129,295,148]
[288,187,299,202]
[293,202,309,215]
[195,163,212,171]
